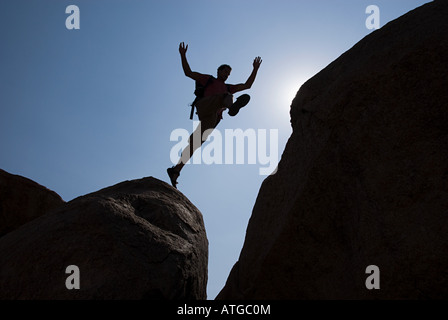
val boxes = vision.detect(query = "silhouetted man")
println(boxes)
[167,42,262,188]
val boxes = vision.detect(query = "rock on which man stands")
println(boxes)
[0,176,208,299]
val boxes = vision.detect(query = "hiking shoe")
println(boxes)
[228,94,250,116]
[167,167,180,189]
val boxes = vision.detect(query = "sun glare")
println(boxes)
[279,77,307,109]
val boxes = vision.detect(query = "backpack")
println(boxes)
[189,76,214,119]
[189,76,231,119]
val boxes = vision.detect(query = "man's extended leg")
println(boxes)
[179,114,219,168]
[167,113,220,188]
[167,93,230,188]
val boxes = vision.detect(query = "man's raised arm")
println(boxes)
[232,56,262,93]
[179,42,201,81]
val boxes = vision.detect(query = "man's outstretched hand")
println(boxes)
[179,42,188,56]
[253,56,262,70]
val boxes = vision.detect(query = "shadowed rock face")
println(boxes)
[218,1,448,299]
[0,176,208,300]
[0,169,65,237]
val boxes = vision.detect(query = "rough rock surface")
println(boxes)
[0,169,65,237]
[218,1,448,299]
[0,176,208,299]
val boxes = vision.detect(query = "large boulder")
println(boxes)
[0,176,208,299]
[0,169,65,237]
[218,0,448,299]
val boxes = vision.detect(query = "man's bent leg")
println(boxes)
[223,93,233,108]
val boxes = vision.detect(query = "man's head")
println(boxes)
[217,64,232,81]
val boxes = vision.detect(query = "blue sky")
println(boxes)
[0,0,430,299]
